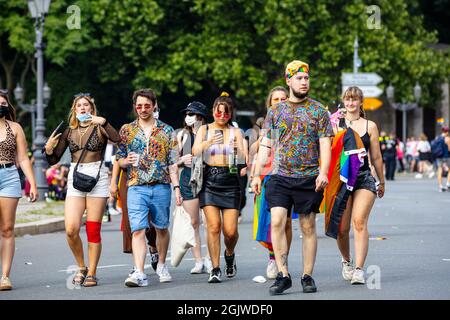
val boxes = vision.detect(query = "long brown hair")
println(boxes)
[68,95,98,129]
[342,86,365,118]
[213,94,234,125]
[0,92,17,122]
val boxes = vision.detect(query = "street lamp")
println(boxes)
[14,82,51,144]
[28,0,52,201]
[386,82,422,145]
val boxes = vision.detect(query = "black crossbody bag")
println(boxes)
[73,126,106,192]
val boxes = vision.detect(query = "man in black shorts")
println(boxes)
[251,60,333,295]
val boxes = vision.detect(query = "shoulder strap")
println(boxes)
[74,126,106,178]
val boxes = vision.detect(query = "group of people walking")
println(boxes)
[0,59,385,295]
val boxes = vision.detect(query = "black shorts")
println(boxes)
[265,174,323,215]
[353,170,377,194]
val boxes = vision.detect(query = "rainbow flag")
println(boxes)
[321,128,366,239]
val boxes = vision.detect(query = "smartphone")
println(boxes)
[53,121,65,135]
[215,129,223,137]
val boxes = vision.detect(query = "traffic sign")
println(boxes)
[342,72,382,86]
[363,98,383,111]
[342,85,383,98]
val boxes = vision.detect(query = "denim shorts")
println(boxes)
[127,184,171,232]
[0,166,22,198]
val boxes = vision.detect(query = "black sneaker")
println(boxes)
[269,272,292,295]
[224,250,237,278]
[301,274,317,293]
[208,267,222,283]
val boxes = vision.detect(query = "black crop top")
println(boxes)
[45,123,120,165]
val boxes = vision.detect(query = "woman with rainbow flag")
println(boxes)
[321,86,385,285]
[251,86,298,280]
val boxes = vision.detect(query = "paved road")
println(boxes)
[2,175,450,300]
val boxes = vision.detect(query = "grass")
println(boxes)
[16,201,65,224]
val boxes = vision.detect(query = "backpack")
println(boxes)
[431,136,445,159]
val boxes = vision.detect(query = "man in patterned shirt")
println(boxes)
[116,88,182,287]
[251,60,333,295]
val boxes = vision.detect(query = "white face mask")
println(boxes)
[185,115,197,126]
[153,111,159,119]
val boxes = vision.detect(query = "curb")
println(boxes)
[14,217,66,237]
[14,216,87,237]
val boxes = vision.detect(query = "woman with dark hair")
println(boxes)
[173,101,209,274]
[192,92,246,283]
[0,90,38,291]
[44,93,120,287]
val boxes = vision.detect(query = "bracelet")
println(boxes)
[173,185,180,191]
[260,144,271,149]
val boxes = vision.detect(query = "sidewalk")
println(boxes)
[14,198,66,237]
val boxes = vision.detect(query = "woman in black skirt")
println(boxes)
[192,93,246,283]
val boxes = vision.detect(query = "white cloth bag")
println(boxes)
[170,205,196,267]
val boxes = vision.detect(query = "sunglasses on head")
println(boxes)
[0,89,8,95]
[74,92,91,98]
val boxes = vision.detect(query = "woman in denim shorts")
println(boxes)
[174,101,209,274]
[0,91,38,291]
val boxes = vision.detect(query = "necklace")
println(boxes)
[345,116,360,126]
[78,125,91,146]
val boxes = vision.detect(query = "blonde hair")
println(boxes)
[342,86,365,118]
[68,95,98,129]
[419,133,428,141]
[265,86,288,109]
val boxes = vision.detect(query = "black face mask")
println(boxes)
[0,105,8,118]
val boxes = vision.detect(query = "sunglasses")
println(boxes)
[214,112,231,119]
[135,104,152,110]
[74,92,91,98]
[0,89,8,95]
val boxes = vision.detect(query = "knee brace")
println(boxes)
[86,221,102,243]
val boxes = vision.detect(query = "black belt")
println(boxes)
[205,165,233,175]
[0,163,15,169]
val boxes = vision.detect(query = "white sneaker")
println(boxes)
[124,270,148,287]
[190,261,205,274]
[341,258,354,281]
[108,206,120,216]
[428,171,435,179]
[351,268,365,285]
[156,263,172,283]
[266,260,278,279]
[415,173,423,179]
[204,256,213,274]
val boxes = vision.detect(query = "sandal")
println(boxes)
[83,275,98,287]
[72,267,88,286]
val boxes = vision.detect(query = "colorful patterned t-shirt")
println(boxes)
[116,119,178,187]
[263,98,334,178]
